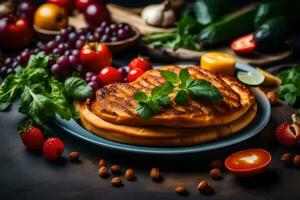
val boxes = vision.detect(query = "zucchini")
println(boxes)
[254,1,288,28]
[198,5,256,46]
[254,16,289,53]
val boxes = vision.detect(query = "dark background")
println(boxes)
[1,0,300,200]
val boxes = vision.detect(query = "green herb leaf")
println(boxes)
[133,92,149,102]
[64,77,93,100]
[179,68,190,88]
[160,71,180,84]
[157,96,171,107]
[136,103,152,120]
[151,82,174,98]
[27,52,49,69]
[175,90,188,104]
[296,109,300,117]
[0,74,22,111]
[186,79,223,100]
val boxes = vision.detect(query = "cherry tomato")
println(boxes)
[127,68,145,82]
[128,56,152,71]
[231,33,256,55]
[225,148,271,176]
[98,66,122,86]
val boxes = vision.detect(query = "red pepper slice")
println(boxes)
[231,33,256,54]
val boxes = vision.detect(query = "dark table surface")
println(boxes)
[1,14,300,200]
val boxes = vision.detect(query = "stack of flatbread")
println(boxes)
[76,66,256,147]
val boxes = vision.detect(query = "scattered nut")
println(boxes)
[210,160,223,169]
[197,180,214,195]
[98,166,109,178]
[281,153,293,166]
[267,91,278,106]
[111,177,122,187]
[68,151,80,162]
[125,168,135,181]
[209,168,222,179]
[150,168,160,181]
[293,155,300,167]
[175,186,188,196]
[110,164,122,174]
[99,159,106,167]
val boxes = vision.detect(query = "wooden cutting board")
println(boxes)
[71,3,293,66]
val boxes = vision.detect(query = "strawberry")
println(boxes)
[43,137,64,161]
[128,56,152,71]
[275,122,300,146]
[20,127,45,150]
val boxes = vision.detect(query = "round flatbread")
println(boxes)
[76,102,257,147]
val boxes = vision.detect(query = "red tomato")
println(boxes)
[225,148,271,176]
[231,33,256,54]
[47,0,74,15]
[80,42,112,73]
[127,68,145,82]
[98,66,123,85]
[75,0,97,12]
[128,56,152,71]
[43,137,64,161]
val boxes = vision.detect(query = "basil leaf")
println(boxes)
[27,52,49,69]
[175,90,188,104]
[64,77,93,100]
[179,68,190,88]
[157,96,171,107]
[133,92,148,102]
[160,71,180,84]
[284,93,297,106]
[0,74,22,111]
[148,100,161,114]
[151,82,174,98]
[49,78,74,120]
[136,103,152,120]
[187,79,223,100]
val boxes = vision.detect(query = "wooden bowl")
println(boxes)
[105,26,141,53]
[33,25,60,41]
[34,24,141,52]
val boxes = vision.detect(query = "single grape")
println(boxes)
[4,57,13,66]
[86,34,95,42]
[72,49,80,57]
[6,68,13,74]
[79,35,86,41]
[110,36,117,42]
[75,40,85,49]
[104,27,112,35]
[51,64,62,75]
[67,26,76,33]
[91,75,99,82]
[58,43,65,50]
[52,48,63,56]
[20,50,30,65]
[64,50,72,56]
[47,41,58,50]
[0,66,7,76]
[100,34,110,42]
[117,29,129,40]
[55,35,64,43]
[88,81,100,91]
[69,55,80,67]
[36,41,44,49]
[57,56,70,69]
[68,32,77,43]
[60,28,69,39]
[64,43,71,50]
[95,26,105,34]
[118,67,127,78]
[110,23,117,32]
[75,64,84,73]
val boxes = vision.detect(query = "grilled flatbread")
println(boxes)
[92,66,255,128]
[76,101,257,147]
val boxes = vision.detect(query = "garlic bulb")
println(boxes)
[141,0,176,28]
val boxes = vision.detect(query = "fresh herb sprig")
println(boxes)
[133,82,174,120]
[133,68,223,119]
[0,52,92,128]
[161,68,223,104]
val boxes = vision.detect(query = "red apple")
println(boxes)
[84,2,110,26]
[0,15,33,50]
[75,0,97,12]
[47,0,74,15]
[276,122,300,146]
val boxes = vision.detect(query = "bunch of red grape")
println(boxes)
[0,22,135,84]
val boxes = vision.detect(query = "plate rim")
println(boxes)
[54,63,271,155]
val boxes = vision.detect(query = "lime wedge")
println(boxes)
[237,71,265,86]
